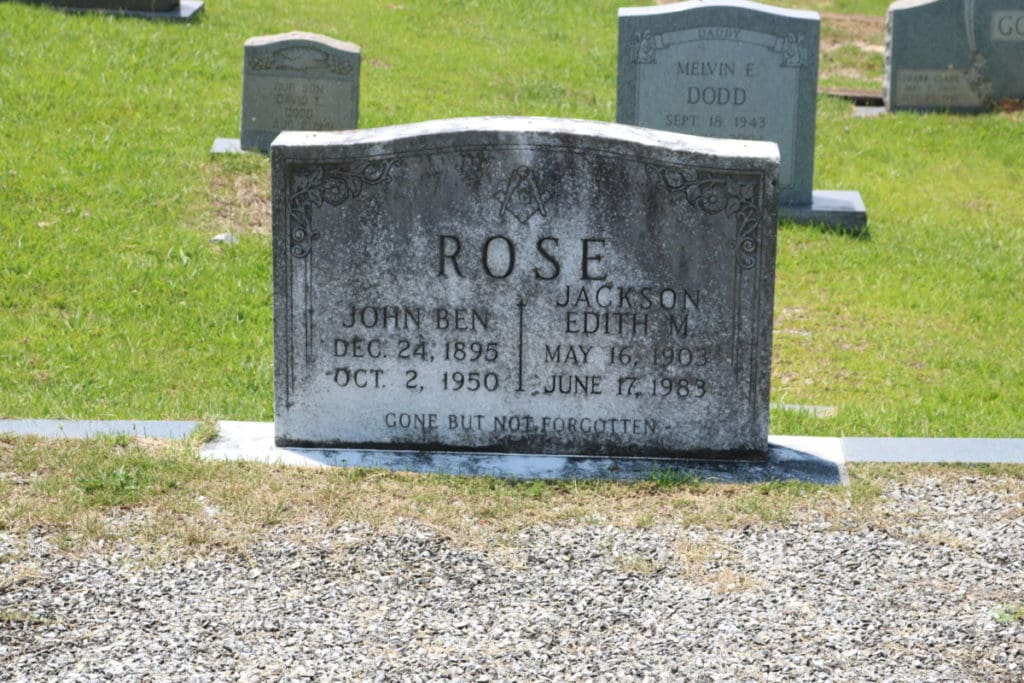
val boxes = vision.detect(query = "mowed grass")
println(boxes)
[1,0,1022,439]
[0,433,896,550]
[3,434,1023,554]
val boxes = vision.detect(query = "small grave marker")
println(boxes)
[617,0,866,231]
[885,0,1024,111]
[271,117,780,462]
[241,32,360,153]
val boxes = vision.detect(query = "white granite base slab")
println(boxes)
[201,421,847,484]
[853,106,886,118]
[210,138,243,154]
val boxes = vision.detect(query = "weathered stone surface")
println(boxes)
[241,32,360,153]
[617,0,819,206]
[885,0,1024,111]
[271,118,779,460]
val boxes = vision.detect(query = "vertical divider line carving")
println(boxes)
[516,299,525,392]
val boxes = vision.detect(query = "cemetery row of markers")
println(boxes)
[232,0,1024,233]
[198,0,1024,471]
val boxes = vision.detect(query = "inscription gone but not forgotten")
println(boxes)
[271,118,780,459]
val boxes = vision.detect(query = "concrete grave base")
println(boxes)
[201,421,847,485]
[780,190,867,233]
[853,106,886,119]
[37,0,204,21]
[210,138,243,154]
[843,437,1024,464]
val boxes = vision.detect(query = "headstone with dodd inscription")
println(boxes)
[271,117,780,462]
[885,0,1024,112]
[617,0,866,231]
[241,32,360,153]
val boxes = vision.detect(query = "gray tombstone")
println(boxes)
[241,32,360,153]
[52,0,178,8]
[885,0,1024,112]
[271,117,780,463]
[25,0,202,20]
[617,0,866,231]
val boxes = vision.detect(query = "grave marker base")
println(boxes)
[780,190,867,233]
[203,422,846,484]
[211,138,243,155]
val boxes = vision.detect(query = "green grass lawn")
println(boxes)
[0,0,1021,438]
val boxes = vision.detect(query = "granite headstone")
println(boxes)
[617,0,818,205]
[271,117,780,460]
[241,32,360,153]
[25,0,203,20]
[55,0,178,8]
[617,0,866,231]
[885,0,1024,111]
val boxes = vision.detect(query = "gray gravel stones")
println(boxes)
[2,473,1022,681]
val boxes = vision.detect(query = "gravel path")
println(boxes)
[2,474,1022,681]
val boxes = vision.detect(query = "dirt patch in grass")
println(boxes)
[206,166,271,236]
[819,14,886,90]
[820,12,885,51]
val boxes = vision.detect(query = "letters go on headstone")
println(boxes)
[885,0,1024,112]
[271,117,780,460]
[617,0,818,207]
[241,32,360,153]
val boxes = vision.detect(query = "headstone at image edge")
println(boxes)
[241,32,360,153]
[885,0,1024,112]
[617,0,866,231]
[42,0,177,8]
[26,0,203,21]
[271,117,780,462]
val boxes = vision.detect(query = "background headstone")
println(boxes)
[617,0,866,231]
[885,0,1024,112]
[51,0,178,9]
[617,0,819,206]
[241,32,360,153]
[271,118,780,460]
[24,0,202,20]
